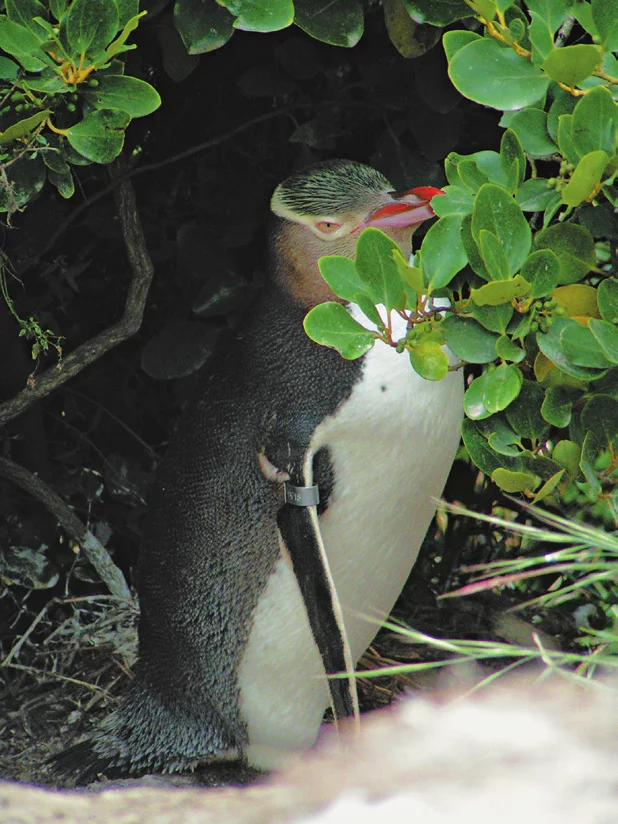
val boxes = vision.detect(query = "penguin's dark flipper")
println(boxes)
[277,489,359,723]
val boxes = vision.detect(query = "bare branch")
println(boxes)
[0,455,133,602]
[0,167,154,428]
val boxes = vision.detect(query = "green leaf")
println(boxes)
[449,38,550,111]
[507,108,558,157]
[464,364,523,419]
[531,469,565,502]
[393,250,424,294]
[458,158,490,192]
[571,85,618,158]
[536,317,607,379]
[472,185,532,277]
[588,319,618,364]
[48,165,75,198]
[0,55,19,80]
[220,0,293,32]
[174,0,234,53]
[64,109,130,163]
[81,75,161,117]
[0,109,51,145]
[354,293,383,327]
[102,10,143,61]
[478,230,511,282]
[591,0,618,51]
[552,439,580,477]
[561,150,610,208]
[470,302,514,334]
[318,256,365,303]
[61,0,119,56]
[442,29,481,62]
[116,0,139,30]
[0,16,47,71]
[516,178,560,212]
[579,429,601,495]
[505,379,549,438]
[49,0,67,20]
[561,323,613,369]
[542,44,602,88]
[303,302,376,360]
[354,228,403,311]
[6,0,48,38]
[496,334,526,363]
[581,394,618,448]
[442,316,499,363]
[527,0,571,63]
[522,249,560,299]
[408,340,449,381]
[431,184,474,218]
[420,215,467,290]
[294,0,363,47]
[500,129,526,189]
[547,87,577,140]
[471,274,531,306]
[462,418,522,475]
[598,278,618,323]
[557,113,584,166]
[533,223,596,285]
[491,468,538,493]
[406,0,470,27]
[487,416,522,456]
[541,385,573,427]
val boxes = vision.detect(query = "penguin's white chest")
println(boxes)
[239,309,463,768]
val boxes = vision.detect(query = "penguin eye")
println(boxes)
[316,220,342,235]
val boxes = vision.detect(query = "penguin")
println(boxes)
[53,159,464,781]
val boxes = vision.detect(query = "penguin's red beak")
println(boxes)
[363,186,445,230]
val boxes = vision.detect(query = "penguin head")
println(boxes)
[270,159,443,306]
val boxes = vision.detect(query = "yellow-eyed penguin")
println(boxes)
[54,159,464,780]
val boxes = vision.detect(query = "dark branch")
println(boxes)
[0,455,133,602]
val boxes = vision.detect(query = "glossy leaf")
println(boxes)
[581,394,618,448]
[527,0,571,63]
[449,38,550,111]
[472,185,532,277]
[542,44,602,87]
[174,0,234,53]
[464,364,523,419]
[0,16,47,70]
[505,379,549,439]
[420,215,467,289]
[393,251,424,293]
[571,86,618,158]
[533,223,596,285]
[598,278,618,323]
[470,302,514,334]
[220,0,293,31]
[430,184,474,218]
[553,284,599,320]
[442,29,481,62]
[354,293,383,328]
[491,468,539,493]
[536,317,606,380]
[500,129,526,190]
[462,418,522,475]
[592,0,618,50]
[318,256,365,303]
[496,334,526,363]
[561,150,609,207]
[61,0,119,55]
[562,324,613,369]
[552,439,581,477]
[294,0,363,47]
[516,179,560,212]
[442,316,499,363]
[65,109,130,163]
[6,0,48,38]
[478,231,510,281]
[408,340,449,381]
[303,302,376,360]
[355,228,403,311]
[471,275,530,306]
[0,109,51,145]
[522,249,560,299]
[541,386,573,427]
[507,108,558,157]
[406,0,470,27]
[81,75,161,117]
